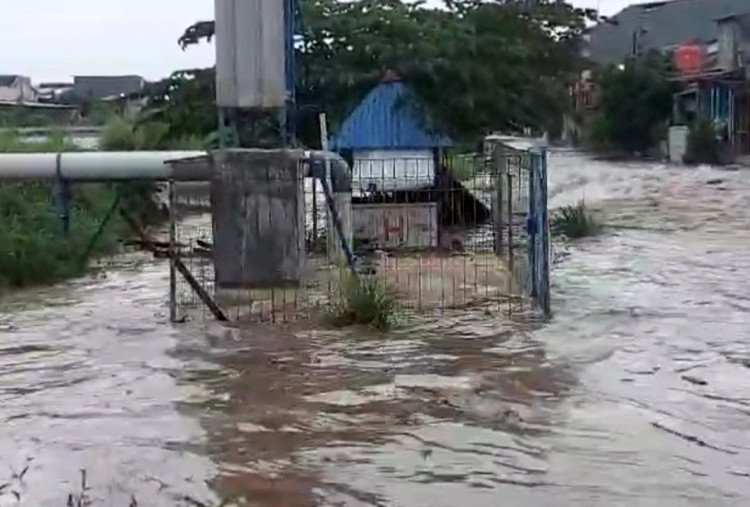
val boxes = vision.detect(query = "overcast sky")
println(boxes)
[2,0,646,83]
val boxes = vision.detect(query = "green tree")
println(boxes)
[146,0,593,147]
[135,69,218,146]
[594,59,674,154]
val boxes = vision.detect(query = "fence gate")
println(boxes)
[491,143,550,317]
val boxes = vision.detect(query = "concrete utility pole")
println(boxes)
[632,5,649,59]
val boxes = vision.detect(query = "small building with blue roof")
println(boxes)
[331,71,453,150]
[331,70,453,194]
[330,71,489,250]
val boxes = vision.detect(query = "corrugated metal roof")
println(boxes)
[0,75,20,87]
[587,0,749,65]
[72,75,145,100]
[484,135,545,152]
[331,76,453,151]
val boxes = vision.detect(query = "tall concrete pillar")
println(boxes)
[210,149,305,289]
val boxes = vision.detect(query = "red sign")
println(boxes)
[674,43,705,75]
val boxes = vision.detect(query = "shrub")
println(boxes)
[325,273,399,331]
[0,120,200,291]
[0,182,125,289]
[551,201,602,239]
[683,118,722,166]
[0,135,129,290]
[100,115,140,151]
[588,112,612,151]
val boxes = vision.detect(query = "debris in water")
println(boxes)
[681,375,708,386]
[624,366,660,375]
[675,363,706,374]
[419,448,433,459]
[650,422,737,455]
[501,407,523,426]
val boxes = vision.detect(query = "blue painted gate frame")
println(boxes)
[526,148,551,316]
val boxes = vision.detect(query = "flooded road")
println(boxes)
[1,152,750,506]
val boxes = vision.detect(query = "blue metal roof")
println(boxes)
[331,78,453,150]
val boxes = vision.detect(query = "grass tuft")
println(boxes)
[324,273,399,332]
[551,201,602,239]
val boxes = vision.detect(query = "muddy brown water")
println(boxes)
[1,152,750,506]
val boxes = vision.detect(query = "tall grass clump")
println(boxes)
[683,118,724,166]
[551,201,602,239]
[0,183,124,288]
[325,273,399,332]
[0,133,128,290]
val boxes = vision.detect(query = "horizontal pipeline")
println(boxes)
[0,150,351,190]
[0,151,203,181]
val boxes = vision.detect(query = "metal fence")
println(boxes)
[485,143,550,316]
[529,148,551,314]
[167,146,550,323]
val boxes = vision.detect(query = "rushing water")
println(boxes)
[1,152,750,506]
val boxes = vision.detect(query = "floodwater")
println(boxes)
[2,152,750,506]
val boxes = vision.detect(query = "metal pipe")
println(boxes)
[0,151,204,181]
[0,150,352,187]
[168,180,177,323]
[303,150,352,192]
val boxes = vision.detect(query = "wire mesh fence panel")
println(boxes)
[349,151,512,313]
[167,147,550,323]
[171,158,334,324]
[170,182,219,323]
[169,152,348,324]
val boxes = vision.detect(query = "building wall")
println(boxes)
[586,0,748,65]
[350,149,438,249]
[0,86,20,102]
[352,202,438,249]
[668,126,689,163]
[352,149,434,193]
[73,76,144,100]
[717,19,742,70]
[719,13,750,67]
[0,77,36,102]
